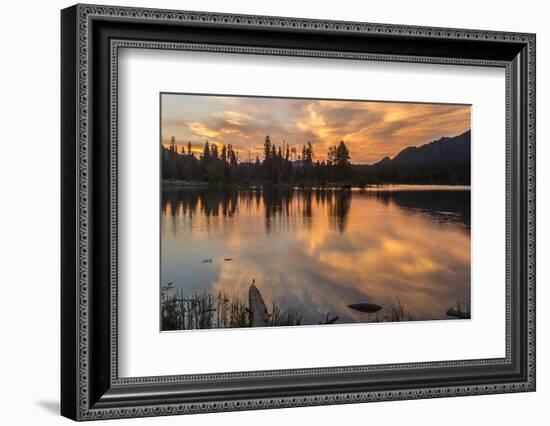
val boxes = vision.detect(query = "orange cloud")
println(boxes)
[162,94,470,163]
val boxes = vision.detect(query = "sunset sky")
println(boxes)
[161,94,471,164]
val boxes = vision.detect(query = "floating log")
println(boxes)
[446,308,471,319]
[202,258,212,263]
[347,303,382,313]
[248,283,270,327]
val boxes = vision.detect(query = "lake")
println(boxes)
[161,185,470,328]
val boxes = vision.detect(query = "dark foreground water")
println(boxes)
[161,185,470,327]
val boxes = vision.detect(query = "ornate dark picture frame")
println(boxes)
[61,4,536,421]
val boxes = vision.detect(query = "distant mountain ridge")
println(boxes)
[357,130,471,185]
[374,130,471,167]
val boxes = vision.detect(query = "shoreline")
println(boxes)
[162,179,471,190]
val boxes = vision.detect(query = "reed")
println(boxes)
[161,285,302,330]
[371,297,415,322]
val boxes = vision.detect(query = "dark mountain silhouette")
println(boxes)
[355,130,471,185]
[374,130,470,167]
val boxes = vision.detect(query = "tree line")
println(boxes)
[162,135,469,185]
[162,136,352,184]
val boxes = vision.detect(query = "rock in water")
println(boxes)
[249,284,270,327]
[347,303,382,313]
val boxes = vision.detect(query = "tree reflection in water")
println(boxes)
[161,186,470,328]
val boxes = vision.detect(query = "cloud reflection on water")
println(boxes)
[161,187,470,325]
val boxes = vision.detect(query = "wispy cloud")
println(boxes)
[162,94,470,163]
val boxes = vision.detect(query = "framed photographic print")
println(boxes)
[61,4,536,421]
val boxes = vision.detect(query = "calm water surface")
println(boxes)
[161,186,470,325]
